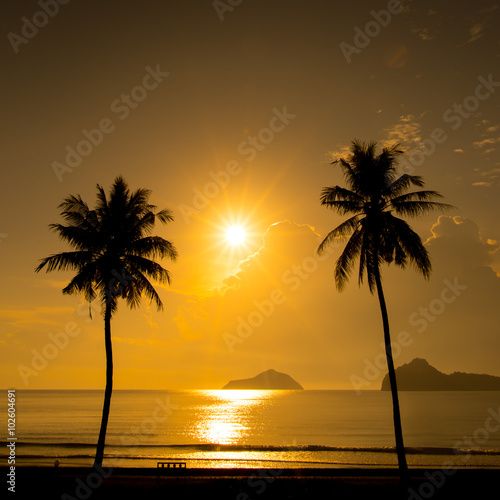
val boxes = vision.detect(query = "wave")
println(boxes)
[6,442,500,456]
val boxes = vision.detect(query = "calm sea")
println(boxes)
[3,390,500,469]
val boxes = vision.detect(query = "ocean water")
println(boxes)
[3,390,500,469]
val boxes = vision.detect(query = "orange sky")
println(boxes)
[1,0,499,390]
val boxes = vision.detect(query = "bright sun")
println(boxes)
[226,226,246,246]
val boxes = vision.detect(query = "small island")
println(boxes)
[381,358,500,391]
[222,369,304,390]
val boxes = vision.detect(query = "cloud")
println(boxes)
[472,181,493,187]
[0,306,75,330]
[233,221,322,282]
[111,333,172,347]
[373,216,500,379]
[468,23,484,40]
[383,114,424,147]
[454,149,465,153]
[473,137,500,148]
[473,135,500,157]
[458,23,484,47]
[144,302,160,329]
[327,144,351,163]
[480,167,500,178]
[411,27,436,41]
[425,216,499,273]
[173,298,212,342]
[480,5,499,13]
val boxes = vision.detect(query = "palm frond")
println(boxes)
[334,227,364,291]
[387,174,425,197]
[390,190,443,203]
[156,208,175,224]
[126,255,172,285]
[391,199,453,218]
[317,215,362,255]
[387,215,432,278]
[320,186,364,215]
[128,236,178,261]
[48,224,100,251]
[126,267,164,311]
[95,184,108,212]
[378,143,405,164]
[62,264,98,302]
[355,222,380,293]
[320,186,365,204]
[58,194,90,216]
[35,251,94,273]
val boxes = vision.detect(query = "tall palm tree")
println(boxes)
[35,176,177,468]
[318,140,452,483]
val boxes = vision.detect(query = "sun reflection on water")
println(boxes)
[194,390,273,445]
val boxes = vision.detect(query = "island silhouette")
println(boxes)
[381,358,500,391]
[222,369,304,390]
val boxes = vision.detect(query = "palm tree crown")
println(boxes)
[318,140,452,291]
[36,176,178,314]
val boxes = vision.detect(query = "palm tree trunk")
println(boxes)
[374,271,409,484]
[93,301,113,468]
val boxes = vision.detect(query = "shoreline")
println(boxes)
[4,466,500,499]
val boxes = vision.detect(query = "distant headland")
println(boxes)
[381,358,500,391]
[222,369,304,390]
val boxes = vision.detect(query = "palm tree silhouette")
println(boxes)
[318,140,452,483]
[35,176,177,468]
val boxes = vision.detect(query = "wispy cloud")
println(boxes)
[480,5,499,14]
[473,137,500,148]
[144,302,160,329]
[481,167,500,176]
[111,333,173,347]
[383,114,424,147]
[326,143,351,162]
[458,23,484,47]
[412,27,436,41]
[0,306,75,330]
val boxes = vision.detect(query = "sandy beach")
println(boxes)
[5,466,499,499]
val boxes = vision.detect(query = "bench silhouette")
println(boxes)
[156,461,187,486]
[157,461,186,469]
